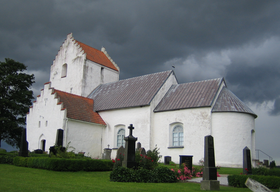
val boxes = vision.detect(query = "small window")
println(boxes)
[38,121,41,128]
[61,63,67,78]
[117,129,125,148]
[172,125,183,146]
[45,121,48,127]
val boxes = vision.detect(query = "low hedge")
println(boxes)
[13,157,113,171]
[110,166,177,183]
[252,167,280,177]
[0,152,17,164]
[228,174,280,189]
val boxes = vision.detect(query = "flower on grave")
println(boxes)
[217,172,221,177]
[117,158,120,161]
[245,168,248,171]
[152,160,154,162]
[112,159,116,163]
[171,169,174,172]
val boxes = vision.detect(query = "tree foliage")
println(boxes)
[0,58,34,148]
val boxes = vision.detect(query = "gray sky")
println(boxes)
[1,0,279,164]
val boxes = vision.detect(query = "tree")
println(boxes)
[0,58,34,148]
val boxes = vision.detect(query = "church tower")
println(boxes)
[50,33,120,97]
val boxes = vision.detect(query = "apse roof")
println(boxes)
[154,78,223,112]
[88,70,174,111]
[212,87,257,118]
[54,89,106,125]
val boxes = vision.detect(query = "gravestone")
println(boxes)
[164,156,171,165]
[136,142,146,156]
[243,146,252,175]
[263,160,269,167]
[19,128,29,157]
[116,146,125,160]
[122,124,138,168]
[179,155,193,171]
[103,145,112,160]
[201,135,220,191]
[245,178,272,192]
[49,129,65,155]
[55,129,64,146]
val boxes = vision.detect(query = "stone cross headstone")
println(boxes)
[122,124,138,168]
[263,160,269,167]
[243,146,252,175]
[201,135,220,191]
[19,128,29,157]
[179,155,193,171]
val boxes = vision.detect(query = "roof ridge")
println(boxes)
[180,77,224,85]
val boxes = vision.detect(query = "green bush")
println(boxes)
[110,166,177,183]
[0,153,16,164]
[13,157,113,171]
[134,147,160,170]
[228,174,280,189]
[252,167,280,177]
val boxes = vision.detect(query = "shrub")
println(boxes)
[110,166,177,183]
[228,174,280,189]
[134,147,160,170]
[13,157,113,171]
[0,152,16,164]
[154,167,177,183]
[252,167,280,177]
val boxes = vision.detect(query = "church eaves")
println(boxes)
[54,89,106,125]
[154,78,223,112]
[88,70,174,111]
[212,87,257,118]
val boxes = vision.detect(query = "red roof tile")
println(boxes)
[75,40,119,72]
[54,90,106,125]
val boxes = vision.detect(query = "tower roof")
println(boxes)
[75,40,119,71]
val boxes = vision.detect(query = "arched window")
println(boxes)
[172,125,183,146]
[61,63,67,78]
[117,129,125,148]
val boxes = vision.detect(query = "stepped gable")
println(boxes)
[212,87,257,118]
[54,89,106,125]
[154,78,223,112]
[75,40,119,72]
[88,70,173,111]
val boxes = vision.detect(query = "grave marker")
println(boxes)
[122,124,137,168]
[201,135,220,191]
[243,146,252,175]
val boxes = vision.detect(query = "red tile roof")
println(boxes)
[54,89,106,125]
[75,40,119,72]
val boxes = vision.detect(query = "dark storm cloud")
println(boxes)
[1,0,280,112]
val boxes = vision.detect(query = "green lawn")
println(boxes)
[0,164,278,192]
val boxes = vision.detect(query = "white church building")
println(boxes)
[26,33,257,167]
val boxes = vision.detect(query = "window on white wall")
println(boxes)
[117,129,125,148]
[38,121,41,128]
[61,63,67,78]
[172,125,184,147]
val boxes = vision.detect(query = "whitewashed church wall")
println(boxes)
[50,37,86,96]
[82,60,119,97]
[66,119,105,158]
[26,83,66,152]
[212,112,255,168]
[99,106,151,159]
[152,107,212,164]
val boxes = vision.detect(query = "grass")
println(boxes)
[1,164,279,192]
